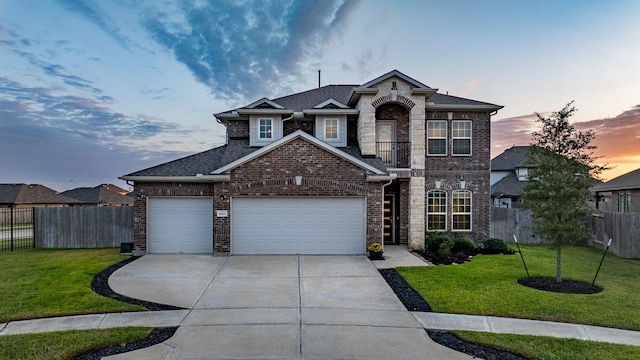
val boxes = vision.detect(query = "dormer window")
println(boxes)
[324,119,338,139]
[259,118,272,139]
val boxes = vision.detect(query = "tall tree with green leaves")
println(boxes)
[523,101,609,283]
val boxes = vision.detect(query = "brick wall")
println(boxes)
[283,119,314,136]
[226,120,249,138]
[423,111,492,241]
[375,103,410,143]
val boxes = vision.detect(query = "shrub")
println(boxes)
[368,242,383,252]
[425,231,450,252]
[451,233,476,253]
[438,240,452,258]
[478,238,514,254]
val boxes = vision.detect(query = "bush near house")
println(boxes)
[419,232,514,265]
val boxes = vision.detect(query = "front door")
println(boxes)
[383,194,396,244]
[376,121,396,167]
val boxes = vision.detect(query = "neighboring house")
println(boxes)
[0,184,81,208]
[592,167,640,213]
[490,146,534,208]
[121,70,502,255]
[61,184,133,206]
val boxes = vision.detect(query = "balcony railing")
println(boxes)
[376,142,410,168]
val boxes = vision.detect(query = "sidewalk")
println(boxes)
[3,309,640,347]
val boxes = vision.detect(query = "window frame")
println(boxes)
[324,118,339,140]
[426,190,447,231]
[427,120,448,156]
[452,190,472,231]
[258,118,273,139]
[451,120,472,156]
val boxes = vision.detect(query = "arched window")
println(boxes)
[427,190,447,231]
[452,190,472,231]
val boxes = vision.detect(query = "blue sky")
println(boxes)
[1,0,639,191]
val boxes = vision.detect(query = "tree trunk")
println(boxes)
[556,245,562,283]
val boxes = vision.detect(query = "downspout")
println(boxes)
[282,111,304,122]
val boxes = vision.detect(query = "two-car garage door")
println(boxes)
[232,197,366,255]
[147,196,366,255]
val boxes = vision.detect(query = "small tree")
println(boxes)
[523,101,608,283]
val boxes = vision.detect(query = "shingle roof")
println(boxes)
[272,85,356,111]
[61,184,133,204]
[0,184,81,205]
[490,173,528,197]
[592,167,640,192]
[427,93,501,107]
[491,146,534,171]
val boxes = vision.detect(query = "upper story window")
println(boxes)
[325,118,338,139]
[427,120,447,155]
[259,118,273,139]
[452,120,472,156]
[618,192,631,213]
[427,190,447,231]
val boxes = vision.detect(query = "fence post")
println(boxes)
[32,207,36,248]
[10,206,14,252]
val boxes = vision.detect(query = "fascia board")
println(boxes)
[211,130,385,175]
[425,104,504,111]
[118,175,230,182]
[236,109,293,115]
[303,109,359,115]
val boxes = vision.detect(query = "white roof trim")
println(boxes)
[360,69,432,89]
[313,98,349,109]
[245,97,284,109]
[119,175,230,182]
[211,130,386,175]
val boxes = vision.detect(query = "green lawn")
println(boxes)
[398,244,640,358]
[453,331,640,360]
[398,244,640,331]
[0,248,145,323]
[0,327,151,360]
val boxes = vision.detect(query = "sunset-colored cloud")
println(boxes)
[492,105,640,181]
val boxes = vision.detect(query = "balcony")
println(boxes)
[376,142,410,168]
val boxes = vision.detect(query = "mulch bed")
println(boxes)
[75,256,185,359]
[518,277,603,294]
[380,268,527,360]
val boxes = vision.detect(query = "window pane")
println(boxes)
[325,119,338,139]
[427,190,447,231]
[452,190,471,231]
[452,139,470,155]
[259,119,272,139]
[452,214,471,230]
[428,139,446,155]
[428,215,446,231]
[427,121,447,137]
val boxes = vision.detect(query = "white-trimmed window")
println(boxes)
[452,190,472,231]
[427,120,447,155]
[452,120,472,155]
[427,190,447,231]
[259,118,272,139]
[325,118,338,139]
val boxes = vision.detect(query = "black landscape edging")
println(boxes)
[379,268,527,360]
[71,327,178,360]
[91,255,185,311]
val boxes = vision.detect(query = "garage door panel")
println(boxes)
[148,197,213,254]
[232,197,365,255]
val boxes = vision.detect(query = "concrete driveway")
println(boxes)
[107,255,471,360]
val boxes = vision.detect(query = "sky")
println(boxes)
[1,0,639,192]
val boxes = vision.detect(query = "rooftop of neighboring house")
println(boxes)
[491,173,528,197]
[491,146,535,171]
[592,167,640,192]
[0,184,81,206]
[61,184,133,205]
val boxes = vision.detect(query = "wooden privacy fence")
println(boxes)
[491,207,640,258]
[35,206,132,248]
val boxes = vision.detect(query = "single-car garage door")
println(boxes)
[148,197,213,254]
[232,197,366,255]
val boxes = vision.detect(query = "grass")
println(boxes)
[0,327,151,360]
[0,248,145,323]
[398,244,640,331]
[453,331,640,360]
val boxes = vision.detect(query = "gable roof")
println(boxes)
[0,184,81,206]
[61,184,133,205]
[491,146,534,171]
[490,173,528,197]
[592,167,640,192]
[360,69,433,89]
[212,130,387,176]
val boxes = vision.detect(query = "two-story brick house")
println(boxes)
[121,70,502,255]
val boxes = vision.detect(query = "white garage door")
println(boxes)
[232,197,366,255]
[148,197,213,254]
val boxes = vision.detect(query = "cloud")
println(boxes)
[458,79,480,97]
[490,114,538,157]
[139,0,362,103]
